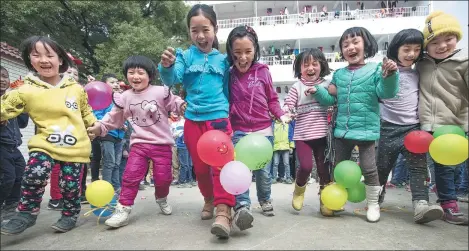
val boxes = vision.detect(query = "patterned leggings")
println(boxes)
[17,151,83,217]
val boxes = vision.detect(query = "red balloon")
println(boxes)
[197,130,234,167]
[84,81,113,110]
[404,130,434,154]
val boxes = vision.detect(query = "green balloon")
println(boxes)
[433,125,465,138]
[334,160,362,188]
[235,134,273,171]
[347,182,366,203]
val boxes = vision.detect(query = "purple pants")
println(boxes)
[119,143,172,206]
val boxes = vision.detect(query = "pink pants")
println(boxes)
[119,143,172,206]
[184,119,235,207]
[50,163,85,200]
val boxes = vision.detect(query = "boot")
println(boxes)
[51,215,78,233]
[319,186,334,217]
[1,212,37,235]
[210,204,232,239]
[104,203,131,228]
[292,182,306,211]
[365,185,382,223]
[413,200,443,224]
[201,197,214,220]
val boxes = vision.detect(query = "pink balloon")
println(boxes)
[220,161,252,195]
[84,81,113,110]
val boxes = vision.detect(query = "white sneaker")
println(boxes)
[105,203,131,228]
[413,200,443,224]
[365,185,382,223]
[156,197,172,215]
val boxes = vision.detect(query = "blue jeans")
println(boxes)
[391,153,409,184]
[177,147,193,183]
[100,140,123,191]
[273,150,291,180]
[232,131,274,210]
[455,162,468,195]
[119,157,127,186]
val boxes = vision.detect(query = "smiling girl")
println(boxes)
[1,36,97,235]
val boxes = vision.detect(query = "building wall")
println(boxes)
[1,56,35,160]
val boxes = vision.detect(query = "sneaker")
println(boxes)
[47,199,63,211]
[278,178,285,183]
[171,179,179,186]
[51,215,78,232]
[150,179,155,187]
[177,183,191,188]
[156,197,172,215]
[385,181,396,189]
[272,179,278,184]
[441,200,469,225]
[139,181,146,190]
[1,212,37,235]
[283,178,293,184]
[143,180,150,186]
[1,203,17,223]
[80,195,89,204]
[105,203,131,228]
[413,200,444,224]
[233,206,253,231]
[457,193,469,203]
[191,181,197,187]
[307,178,313,184]
[260,201,275,217]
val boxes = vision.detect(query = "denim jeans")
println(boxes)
[455,162,468,195]
[273,150,291,180]
[232,131,274,210]
[100,140,123,191]
[391,153,409,184]
[427,153,435,184]
[119,157,127,186]
[177,147,193,183]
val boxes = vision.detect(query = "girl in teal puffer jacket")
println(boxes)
[309,27,399,223]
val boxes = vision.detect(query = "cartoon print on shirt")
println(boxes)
[129,100,161,127]
[46,125,77,147]
[65,96,78,111]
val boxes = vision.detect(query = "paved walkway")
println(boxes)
[1,182,468,250]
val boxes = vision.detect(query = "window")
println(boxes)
[276,86,281,93]
[284,86,289,93]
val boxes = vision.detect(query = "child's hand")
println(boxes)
[304,86,317,96]
[280,114,291,125]
[87,122,102,140]
[180,102,187,114]
[87,75,95,83]
[161,47,176,68]
[382,57,398,78]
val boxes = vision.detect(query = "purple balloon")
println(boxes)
[84,81,113,110]
[220,161,252,195]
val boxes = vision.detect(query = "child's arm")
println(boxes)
[163,87,186,116]
[98,106,125,137]
[0,90,26,122]
[284,84,299,111]
[223,66,230,102]
[375,63,399,99]
[158,47,186,87]
[79,88,98,128]
[312,85,337,106]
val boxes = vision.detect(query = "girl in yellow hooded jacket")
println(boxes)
[0,36,97,235]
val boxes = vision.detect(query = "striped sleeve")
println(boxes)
[284,85,298,110]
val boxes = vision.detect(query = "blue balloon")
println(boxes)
[91,197,117,217]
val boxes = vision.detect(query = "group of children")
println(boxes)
[0,3,467,240]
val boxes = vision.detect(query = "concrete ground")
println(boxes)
[1,181,468,250]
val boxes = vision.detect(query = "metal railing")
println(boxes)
[217,6,429,29]
[259,50,387,66]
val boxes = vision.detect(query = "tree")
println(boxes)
[1,0,189,79]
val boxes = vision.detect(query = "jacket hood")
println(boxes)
[24,73,77,89]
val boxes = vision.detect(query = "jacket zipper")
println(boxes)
[344,70,355,137]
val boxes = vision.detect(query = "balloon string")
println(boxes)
[83,204,117,225]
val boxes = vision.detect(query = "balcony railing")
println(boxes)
[260,50,387,66]
[218,6,429,29]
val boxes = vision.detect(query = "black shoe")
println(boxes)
[1,203,17,222]
[1,212,37,235]
[48,199,63,210]
[51,215,78,233]
[378,188,386,205]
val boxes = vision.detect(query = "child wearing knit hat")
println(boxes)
[417,11,468,226]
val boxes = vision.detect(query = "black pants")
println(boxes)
[90,139,102,181]
[0,145,26,206]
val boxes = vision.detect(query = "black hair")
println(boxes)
[387,28,424,64]
[339,27,378,59]
[0,65,7,73]
[101,73,118,82]
[186,4,219,49]
[20,36,71,73]
[122,55,157,84]
[226,25,260,66]
[293,48,331,79]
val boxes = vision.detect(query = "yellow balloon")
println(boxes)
[320,183,348,210]
[429,134,468,166]
[85,180,115,207]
